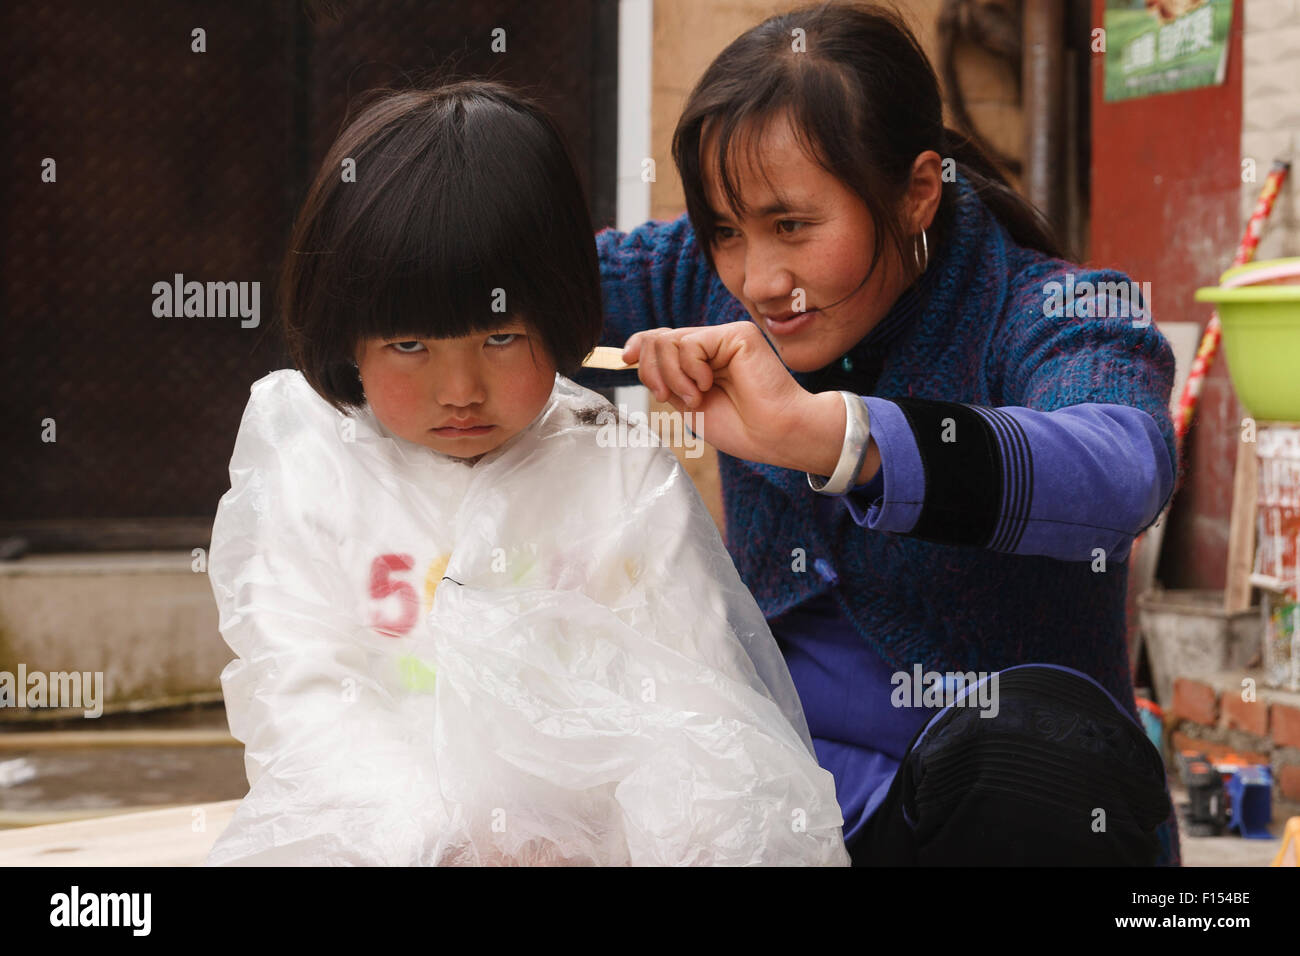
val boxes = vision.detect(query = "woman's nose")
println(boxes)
[742,241,794,306]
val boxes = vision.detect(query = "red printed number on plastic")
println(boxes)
[368,553,418,637]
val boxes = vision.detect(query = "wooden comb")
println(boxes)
[580,346,639,371]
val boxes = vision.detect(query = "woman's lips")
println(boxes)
[431,425,495,437]
[764,309,818,336]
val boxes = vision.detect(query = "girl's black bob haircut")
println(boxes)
[279,79,603,412]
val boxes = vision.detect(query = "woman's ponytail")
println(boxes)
[942,125,1064,260]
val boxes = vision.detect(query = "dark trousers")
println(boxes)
[847,665,1179,866]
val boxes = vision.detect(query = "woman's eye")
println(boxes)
[714,226,739,242]
[777,220,806,235]
[486,333,518,347]
[389,340,425,354]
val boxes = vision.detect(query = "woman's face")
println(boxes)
[354,318,557,461]
[702,110,916,374]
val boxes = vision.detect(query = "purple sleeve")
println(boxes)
[835,397,1174,563]
[838,397,923,533]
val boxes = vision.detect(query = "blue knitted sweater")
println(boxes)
[575,177,1178,712]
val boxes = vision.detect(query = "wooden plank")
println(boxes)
[0,729,238,751]
[0,800,239,867]
[1225,430,1259,613]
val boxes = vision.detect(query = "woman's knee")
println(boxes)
[899,668,1171,865]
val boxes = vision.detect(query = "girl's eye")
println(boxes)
[713,225,740,243]
[776,220,807,235]
[486,333,518,347]
[389,340,425,354]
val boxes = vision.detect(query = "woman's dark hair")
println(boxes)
[672,0,1062,292]
[279,79,602,412]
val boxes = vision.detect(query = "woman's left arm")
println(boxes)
[832,266,1178,563]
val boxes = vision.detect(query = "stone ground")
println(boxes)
[0,703,247,824]
[0,702,1290,865]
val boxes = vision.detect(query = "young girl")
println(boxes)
[203,80,848,866]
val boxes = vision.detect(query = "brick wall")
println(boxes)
[1170,673,1300,806]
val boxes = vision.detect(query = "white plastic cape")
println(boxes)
[206,369,848,866]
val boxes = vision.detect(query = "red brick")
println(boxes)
[1278,765,1300,802]
[1170,731,1269,767]
[1222,692,1270,736]
[1273,703,1300,750]
[1172,678,1219,725]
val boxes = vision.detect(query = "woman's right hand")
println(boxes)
[621,323,853,478]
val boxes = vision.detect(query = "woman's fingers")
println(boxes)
[621,333,643,364]
[657,339,706,405]
[675,335,715,404]
[624,333,670,399]
[629,334,665,402]
[626,331,709,405]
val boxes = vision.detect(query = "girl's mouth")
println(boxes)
[764,309,818,336]
[431,425,496,437]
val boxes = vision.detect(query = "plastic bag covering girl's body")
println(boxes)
[205,369,849,866]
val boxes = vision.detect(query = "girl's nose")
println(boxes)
[433,366,487,410]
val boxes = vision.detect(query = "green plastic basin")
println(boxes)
[1193,284,1300,421]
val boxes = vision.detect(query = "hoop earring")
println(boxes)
[913,227,929,274]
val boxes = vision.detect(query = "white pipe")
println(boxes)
[616,0,653,232]
[616,0,654,416]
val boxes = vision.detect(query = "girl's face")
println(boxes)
[354,318,557,462]
[702,110,923,374]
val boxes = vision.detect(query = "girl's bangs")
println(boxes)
[334,139,548,346]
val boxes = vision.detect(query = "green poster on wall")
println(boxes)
[1104,0,1233,102]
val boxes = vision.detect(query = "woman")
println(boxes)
[575,1,1180,865]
